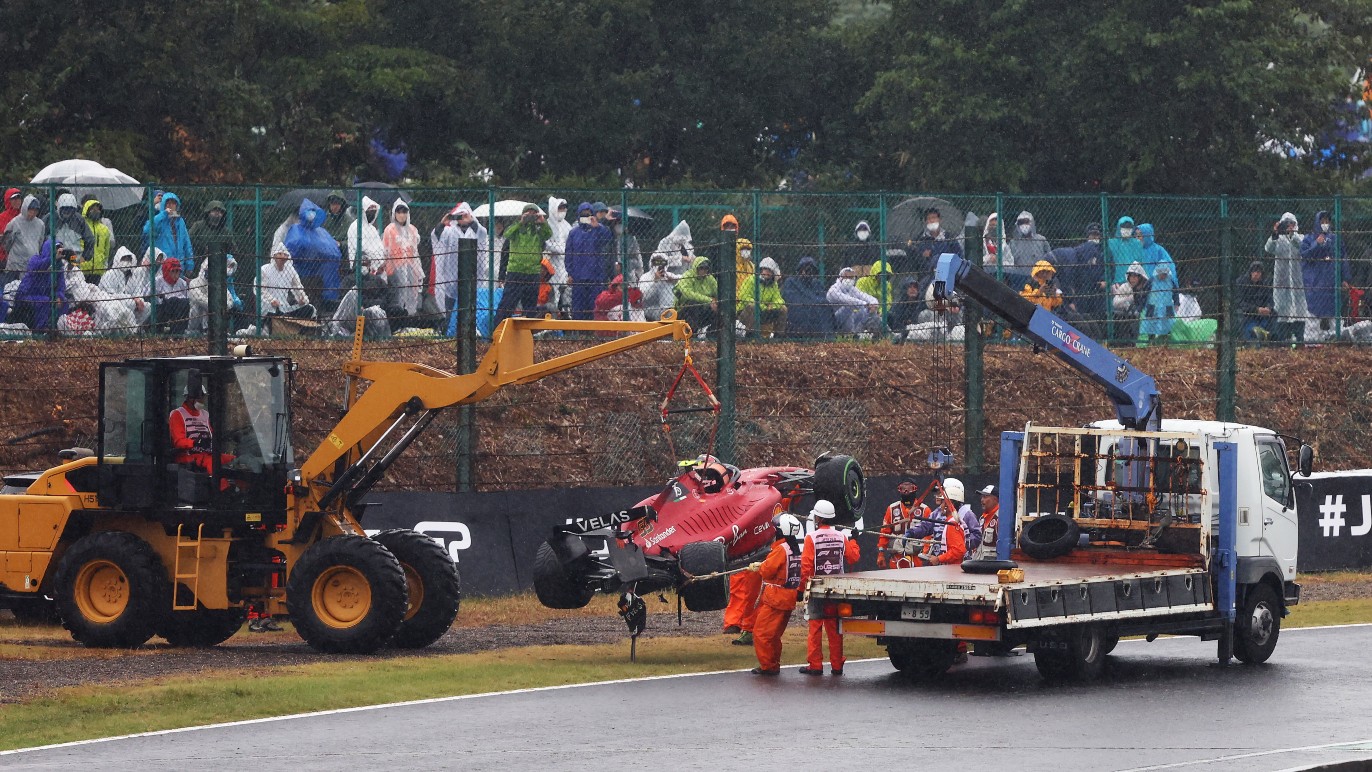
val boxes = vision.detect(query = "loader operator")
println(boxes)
[169,381,233,476]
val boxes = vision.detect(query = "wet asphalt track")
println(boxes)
[6,624,1372,772]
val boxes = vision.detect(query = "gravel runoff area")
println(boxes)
[4,575,1370,706]
[0,606,728,705]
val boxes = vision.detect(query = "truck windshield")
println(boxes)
[221,362,290,471]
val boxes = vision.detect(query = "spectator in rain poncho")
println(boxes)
[63,247,143,333]
[1111,262,1150,347]
[1006,211,1051,272]
[81,198,116,278]
[607,208,644,284]
[382,199,423,316]
[188,199,240,276]
[855,260,895,309]
[187,255,243,334]
[981,213,1013,270]
[259,242,315,321]
[544,196,571,313]
[3,195,46,282]
[53,193,96,265]
[565,202,614,319]
[143,192,195,273]
[1264,212,1309,343]
[737,256,786,337]
[826,266,880,335]
[1137,224,1177,342]
[651,220,695,274]
[0,188,21,275]
[782,257,834,340]
[638,253,680,322]
[1106,216,1144,286]
[329,254,391,339]
[431,202,490,311]
[286,198,343,306]
[12,240,68,330]
[344,196,385,276]
[1300,210,1343,331]
[100,247,153,326]
[153,256,191,334]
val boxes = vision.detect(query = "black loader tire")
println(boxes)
[286,535,408,654]
[814,454,865,526]
[888,638,959,680]
[961,559,1019,575]
[533,541,595,609]
[1233,583,1281,664]
[54,531,170,648]
[1033,625,1107,682]
[8,596,60,624]
[1019,514,1080,560]
[373,529,462,648]
[678,541,729,612]
[157,606,248,647]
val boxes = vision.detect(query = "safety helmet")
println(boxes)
[771,513,803,538]
[942,478,965,504]
[810,500,837,520]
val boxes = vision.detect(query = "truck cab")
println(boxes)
[96,355,294,532]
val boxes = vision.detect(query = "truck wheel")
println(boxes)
[814,455,865,525]
[888,639,958,680]
[1100,634,1119,656]
[8,596,60,624]
[1233,583,1280,664]
[533,541,595,609]
[1034,625,1106,682]
[678,541,729,612]
[286,535,408,654]
[373,529,462,649]
[1018,514,1080,560]
[53,531,169,648]
[157,607,247,647]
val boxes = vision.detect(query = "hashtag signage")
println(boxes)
[1297,475,1372,571]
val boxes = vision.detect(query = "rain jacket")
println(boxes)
[99,247,153,307]
[1007,211,1051,269]
[651,220,695,273]
[674,256,717,306]
[344,195,386,273]
[501,216,553,276]
[736,256,784,314]
[638,261,681,321]
[855,260,894,307]
[15,240,67,329]
[1138,225,1177,336]
[982,213,1012,269]
[1107,216,1144,285]
[594,275,643,322]
[322,192,355,250]
[887,276,925,329]
[53,193,96,263]
[545,196,571,298]
[735,238,755,279]
[187,200,240,272]
[847,220,882,273]
[0,188,21,272]
[259,247,311,314]
[907,222,963,273]
[1020,260,1064,312]
[1299,211,1342,318]
[826,272,878,309]
[2,196,47,273]
[81,199,115,277]
[565,213,614,282]
[66,258,141,332]
[285,198,343,302]
[1237,262,1274,321]
[1264,212,1308,322]
[382,199,423,315]
[144,192,194,271]
[432,202,493,304]
[782,257,834,338]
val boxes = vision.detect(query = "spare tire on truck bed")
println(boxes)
[814,455,865,526]
[1018,513,1080,560]
[678,541,728,612]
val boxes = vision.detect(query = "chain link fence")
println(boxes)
[2,183,1370,491]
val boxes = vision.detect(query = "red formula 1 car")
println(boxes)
[533,453,865,615]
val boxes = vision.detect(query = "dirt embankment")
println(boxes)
[0,338,1368,491]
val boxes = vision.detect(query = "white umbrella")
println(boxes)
[30,159,144,210]
[471,199,534,219]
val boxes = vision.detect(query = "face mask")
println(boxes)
[366,209,379,223]
[1089,237,1101,245]
[740,249,752,261]
[926,221,940,233]
[1321,223,1331,233]
[761,274,775,285]
[208,212,224,226]
[856,230,870,242]
[580,216,593,225]
[1018,224,1031,236]
[840,277,855,287]
[1120,227,1134,238]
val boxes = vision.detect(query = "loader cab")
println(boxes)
[97,355,293,528]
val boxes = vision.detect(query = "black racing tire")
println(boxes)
[8,596,60,624]
[157,606,247,647]
[1034,625,1107,682]
[1019,514,1080,560]
[678,541,729,612]
[53,531,170,648]
[1233,583,1281,665]
[373,529,462,648]
[887,638,959,680]
[961,559,1019,575]
[814,454,865,526]
[286,535,408,654]
[533,541,595,610]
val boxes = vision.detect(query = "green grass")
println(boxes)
[2,597,1368,753]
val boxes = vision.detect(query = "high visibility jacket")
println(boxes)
[758,539,802,611]
[169,403,213,457]
[907,510,966,565]
[972,503,1000,561]
[878,500,930,553]
[802,526,860,586]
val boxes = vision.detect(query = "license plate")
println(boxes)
[900,604,931,621]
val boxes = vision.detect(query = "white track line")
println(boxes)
[1118,737,1372,771]
[5,622,1369,757]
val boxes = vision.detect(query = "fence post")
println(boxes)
[877,193,889,331]
[1334,194,1344,338]
[1216,194,1236,422]
[963,211,985,476]
[147,185,158,333]
[1101,193,1113,341]
[254,186,264,335]
[620,189,631,312]
[208,233,227,355]
[456,236,478,493]
[994,192,1004,283]
[716,210,738,465]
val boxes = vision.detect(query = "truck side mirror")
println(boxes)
[1297,444,1313,477]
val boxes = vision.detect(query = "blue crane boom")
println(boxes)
[933,253,1161,431]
